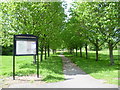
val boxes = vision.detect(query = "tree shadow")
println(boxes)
[63,52,119,75]
[62,56,87,76]
[19,63,36,69]
[63,68,86,75]
[1,55,64,83]
[42,75,64,82]
[14,55,65,82]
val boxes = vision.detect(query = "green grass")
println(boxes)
[0,54,64,82]
[64,50,119,85]
[40,54,64,82]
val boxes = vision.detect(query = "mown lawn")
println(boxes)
[0,54,64,82]
[64,50,119,85]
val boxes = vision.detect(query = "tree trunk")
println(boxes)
[70,48,74,54]
[95,45,99,61]
[109,43,114,65]
[76,47,78,56]
[52,49,54,54]
[73,48,74,53]
[45,46,47,59]
[85,43,88,59]
[40,46,43,62]
[70,49,72,54]
[48,45,50,57]
[53,49,56,54]
[55,49,56,54]
[80,47,82,57]
[33,55,36,64]
[95,39,99,61]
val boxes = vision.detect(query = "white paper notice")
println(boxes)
[16,40,36,55]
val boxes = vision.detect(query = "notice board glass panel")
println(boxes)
[16,40,36,55]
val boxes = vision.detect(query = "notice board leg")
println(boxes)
[13,55,15,80]
[37,55,39,78]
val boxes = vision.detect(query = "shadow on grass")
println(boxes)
[39,55,64,82]
[19,63,36,69]
[1,54,64,82]
[39,56,64,75]
[64,51,119,85]
[42,75,64,82]
[63,52,119,74]
[16,55,64,82]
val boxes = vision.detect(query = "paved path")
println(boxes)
[8,55,118,88]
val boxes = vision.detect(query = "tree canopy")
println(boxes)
[1,1,119,65]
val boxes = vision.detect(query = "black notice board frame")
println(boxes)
[13,34,39,80]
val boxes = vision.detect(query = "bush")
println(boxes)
[2,45,13,55]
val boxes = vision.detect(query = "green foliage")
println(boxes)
[64,50,119,85]
[40,55,64,82]
[61,20,85,50]
[89,44,102,51]
[66,2,120,63]
[0,2,66,50]
[2,45,13,55]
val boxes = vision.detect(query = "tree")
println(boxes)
[99,2,120,65]
[68,2,119,64]
[0,2,66,59]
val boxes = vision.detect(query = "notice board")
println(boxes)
[14,34,38,56]
[13,34,39,80]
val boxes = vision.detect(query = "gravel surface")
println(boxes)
[0,74,45,89]
[1,55,118,88]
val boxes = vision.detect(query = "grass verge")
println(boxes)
[63,50,119,85]
[0,54,64,82]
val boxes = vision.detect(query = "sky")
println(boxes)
[64,0,73,12]
[63,0,73,19]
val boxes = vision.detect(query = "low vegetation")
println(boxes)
[0,54,64,82]
[64,50,119,85]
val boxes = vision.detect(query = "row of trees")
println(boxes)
[62,2,120,65]
[1,2,119,65]
[1,2,66,61]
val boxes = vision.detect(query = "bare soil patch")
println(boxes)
[0,74,45,88]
